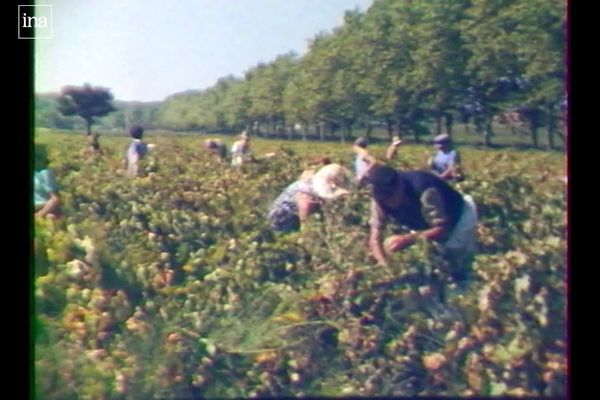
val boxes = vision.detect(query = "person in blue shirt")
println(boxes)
[34,144,60,218]
[125,125,148,176]
[428,134,464,181]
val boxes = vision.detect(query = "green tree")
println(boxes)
[157,90,205,131]
[406,0,470,137]
[294,35,326,140]
[246,53,297,137]
[459,0,565,147]
[219,76,251,132]
[300,32,348,141]
[282,62,311,140]
[57,83,116,136]
[511,0,566,149]
[327,9,372,142]
[358,0,421,141]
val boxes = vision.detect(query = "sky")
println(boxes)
[35,0,374,102]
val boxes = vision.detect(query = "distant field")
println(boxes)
[36,117,567,151]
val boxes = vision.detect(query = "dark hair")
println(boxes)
[309,156,332,167]
[317,156,332,166]
[433,134,450,144]
[369,165,400,200]
[129,125,144,139]
[354,137,368,148]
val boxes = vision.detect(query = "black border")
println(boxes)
[8,0,34,397]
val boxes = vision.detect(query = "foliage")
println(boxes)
[57,84,116,136]
[35,131,566,398]
[36,0,566,148]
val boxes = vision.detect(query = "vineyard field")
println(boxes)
[34,131,567,398]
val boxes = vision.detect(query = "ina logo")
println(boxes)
[18,5,52,39]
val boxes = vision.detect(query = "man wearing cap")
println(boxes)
[267,163,353,232]
[366,164,477,280]
[428,134,463,181]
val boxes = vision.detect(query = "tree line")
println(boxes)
[36,0,566,149]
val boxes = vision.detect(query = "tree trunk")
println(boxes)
[345,122,352,143]
[483,118,494,147]
[253,122,261,137]
[445,113,453,137]
[86,119,92,136]
[411,119,421,144]
[530,124,539,148]
[546,106,555,150]
[386,120,394,141]
[318,121,325,141]
[302,124,308,141]
[435,113,442,136]
[365,123,372,139]
[396,120,403,138]
[555,130,565,145]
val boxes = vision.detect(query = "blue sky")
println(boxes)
[35,0,374,102]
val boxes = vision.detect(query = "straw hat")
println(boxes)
[311,163,353,200]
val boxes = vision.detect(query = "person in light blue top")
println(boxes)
[267,180,318,232]
[428,134,464,182]
[125,125,148,177]
[34,145,60,218]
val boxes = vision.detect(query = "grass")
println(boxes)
[36,118,566,152]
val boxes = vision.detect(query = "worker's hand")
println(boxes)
[384,233,417,253]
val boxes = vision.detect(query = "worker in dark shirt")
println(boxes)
[366,164,478,277]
